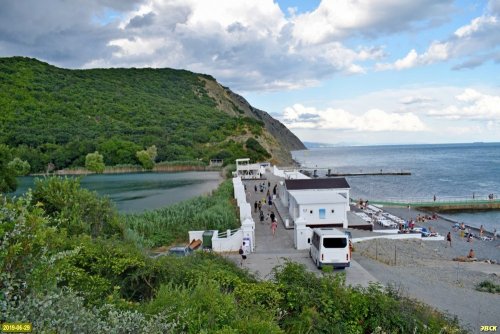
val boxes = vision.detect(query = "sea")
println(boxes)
[292,142,500,232]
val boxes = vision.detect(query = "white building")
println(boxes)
[282,178,350,229]
[235,158,266,179]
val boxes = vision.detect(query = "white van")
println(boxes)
[309,228,350,269]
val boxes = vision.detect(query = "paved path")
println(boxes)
[225,174,378,287]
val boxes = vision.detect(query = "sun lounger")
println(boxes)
[368,205,382,213]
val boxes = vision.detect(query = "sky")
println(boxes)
[0,0,499,145]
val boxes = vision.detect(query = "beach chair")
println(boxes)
[420,227,431,237]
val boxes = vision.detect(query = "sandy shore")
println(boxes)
[354,206,500,332]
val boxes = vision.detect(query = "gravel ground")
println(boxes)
[383,206,500,263]
[354,206,500,333]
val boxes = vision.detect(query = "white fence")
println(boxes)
[188,177,255,253]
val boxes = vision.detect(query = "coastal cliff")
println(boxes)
[0,57,305,171]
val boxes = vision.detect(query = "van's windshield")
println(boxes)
[323,237,347,248]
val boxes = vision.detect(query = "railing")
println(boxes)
[216,228,242,239]
[368,195,500,206]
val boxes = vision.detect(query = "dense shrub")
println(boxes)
[476,280,500,293]
[31,177,122,238]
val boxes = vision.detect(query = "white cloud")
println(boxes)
[376,41,449,70]
[282,103,427,132]
[291,0,452,45]
[93,0,388,91]
[377,6,500,71]
[428,89,500,120]
[454,15,497,38]
[109,37,166,57]
[400,95,434,105]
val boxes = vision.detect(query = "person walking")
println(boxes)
[254,184,257,192]
[254,201,258,213]
[479,225,484,238]
[259,209,265,223]
[270,212,275,223]
[467,249,476,259]
[271,220,278,238]
[446,232,452,247]
[239,243,247,266]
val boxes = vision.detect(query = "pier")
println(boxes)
[288,166,412,178]
[368,196,500,212]
[327,171,411,177]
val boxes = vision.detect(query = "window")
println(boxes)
[323,237,347,248]
[312,233,320,248]
[319,208,326,219]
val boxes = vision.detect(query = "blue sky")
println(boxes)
[0,0,499,145]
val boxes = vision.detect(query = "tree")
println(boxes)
[85,151,105,173]
[8,157,31,176]
[146,145,157,161]
[136,151,154,170]
[0,144,17,192]
[136,145,157,170]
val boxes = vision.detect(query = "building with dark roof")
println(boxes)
[280,178,351,229]
[285,178,350,190]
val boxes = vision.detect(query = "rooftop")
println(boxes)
[285,178,350,190]
[289,190,347,204]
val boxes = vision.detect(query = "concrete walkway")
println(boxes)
[225,173,378,287]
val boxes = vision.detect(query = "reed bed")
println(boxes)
[124,180,239,247]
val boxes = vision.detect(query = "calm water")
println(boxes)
[12,172,222,213]
[293,143,500,231]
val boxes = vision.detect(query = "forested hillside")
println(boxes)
[0,57,304,172]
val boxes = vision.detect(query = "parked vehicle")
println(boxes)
[309,228,350,269]
[169,246,193,257]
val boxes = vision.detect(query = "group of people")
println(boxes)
[357,198,369,209]
[416,213,438,222]
[253,182,279,238]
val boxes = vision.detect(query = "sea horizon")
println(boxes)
[293,142,500,232]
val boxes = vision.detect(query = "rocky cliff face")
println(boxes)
[202,78,306,164]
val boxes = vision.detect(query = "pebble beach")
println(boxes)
[354,206,500,332]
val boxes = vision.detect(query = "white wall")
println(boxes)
[239,202,252,221]
[188,231,205,243]
[294,217,312,250]
[298,203,348,228]
[212,229,244,252]
[273,166,286,178]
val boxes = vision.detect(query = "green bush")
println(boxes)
[7,157,30,176]
[85,151,105,173]
[476,280,500,293]
[31,177,122,238]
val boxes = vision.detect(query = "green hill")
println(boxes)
[0,57,305,172]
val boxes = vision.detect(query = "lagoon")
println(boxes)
[13,172,222,213]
